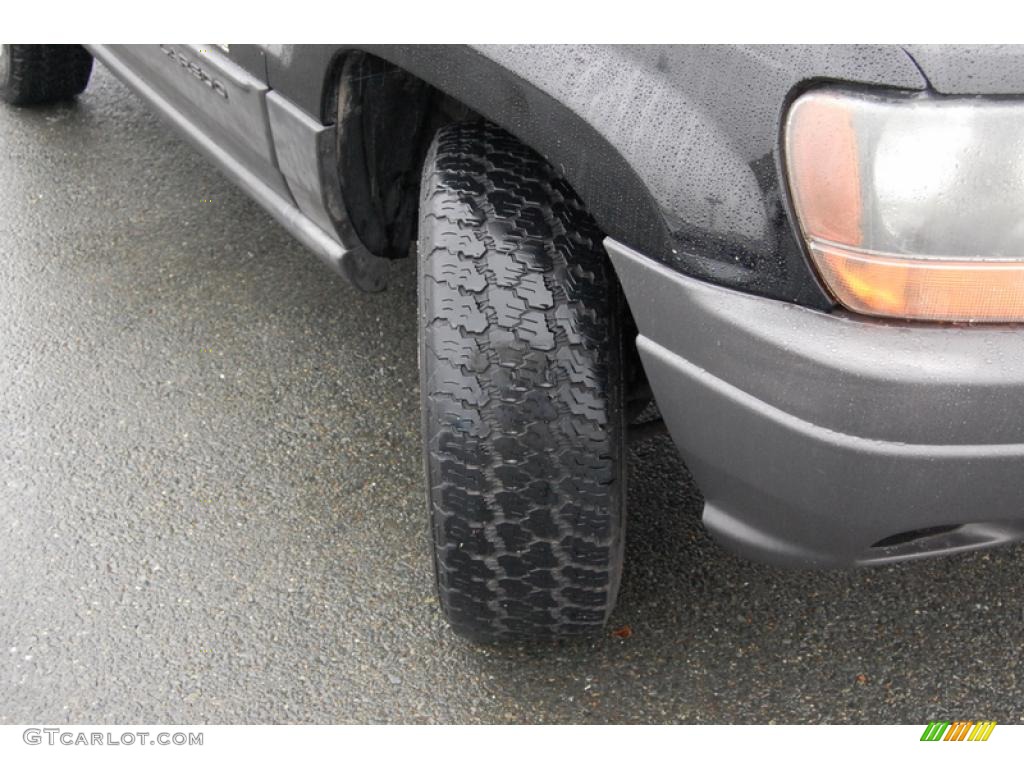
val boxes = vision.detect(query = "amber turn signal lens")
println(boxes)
[812,243,1024,323]
[785,97,862,247]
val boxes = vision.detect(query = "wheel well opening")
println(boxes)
[327,52,649,405]
[327,51,478,261]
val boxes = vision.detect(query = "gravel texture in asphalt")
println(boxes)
[1,63,1022,725]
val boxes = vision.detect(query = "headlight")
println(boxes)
[785,87,1024,322]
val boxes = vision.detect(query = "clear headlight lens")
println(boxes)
[785,87,1024,322]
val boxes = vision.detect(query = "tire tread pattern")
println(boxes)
[418,121,625,642]
[0,45,93,106]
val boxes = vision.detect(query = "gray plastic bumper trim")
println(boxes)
[606,237,1024,567]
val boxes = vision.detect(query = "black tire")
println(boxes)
[0,44,93,106]
[418,121,627,642]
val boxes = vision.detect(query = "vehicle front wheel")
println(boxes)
[0,44,93,106]
[417,121,628,642]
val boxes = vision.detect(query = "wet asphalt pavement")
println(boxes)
[1,65,1022,725]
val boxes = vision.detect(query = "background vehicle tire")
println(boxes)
[418,121,627,642]
[0,44,93,106]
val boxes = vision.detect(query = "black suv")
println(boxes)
[5,43,1024,642]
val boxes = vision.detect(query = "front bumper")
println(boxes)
[607,238,1024,568]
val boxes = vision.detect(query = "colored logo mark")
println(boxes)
[920,720,996,742]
